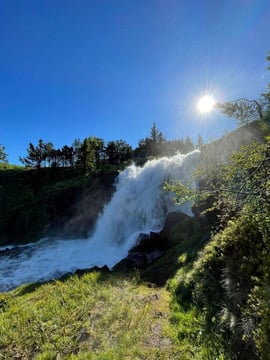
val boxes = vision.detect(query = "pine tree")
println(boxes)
[0,144,8,163]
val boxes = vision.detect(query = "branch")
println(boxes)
[216,98,264,123]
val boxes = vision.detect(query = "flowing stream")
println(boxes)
[0,150,200,291]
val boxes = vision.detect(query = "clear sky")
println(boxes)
[1,0,270,164]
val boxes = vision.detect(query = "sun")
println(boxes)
[197,95,215,113]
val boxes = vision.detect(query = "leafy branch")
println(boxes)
[215,98,265,124]
[164,142,270,227]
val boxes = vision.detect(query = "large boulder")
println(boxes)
[114,211,201,271]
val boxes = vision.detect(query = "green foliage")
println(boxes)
[203,141,270,229]
[19,139,49,168]
[105,139,132,165]
[134,122,166,159]
[133,123,195,163]
[216,98,264,124]
[0,144,8,163]
[166,140,270,227]
[188,210,269,359]
[166,134,270,358]
[19,137,132,173]
[164,179,197,205]
[0,166,118,245]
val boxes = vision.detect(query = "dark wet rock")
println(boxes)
[133,232,168,252]
[58,265,111,282]
[74,265,111,276]
[0,245,30,258]
[114,210,204,287]
[0,247,12,255]
[146,250,164,262]
[114,212,196,271]
[161,211,193,243]
[115,231,168,270]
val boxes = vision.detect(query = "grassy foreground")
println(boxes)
[0,213,206,360]
[0,271,183,360]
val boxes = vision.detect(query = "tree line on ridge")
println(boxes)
[1,123,200,170]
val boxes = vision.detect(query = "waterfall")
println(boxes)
[0,150,200,291]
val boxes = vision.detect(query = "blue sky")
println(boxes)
[1,0,270,164]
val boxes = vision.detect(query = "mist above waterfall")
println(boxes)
[0,150,200,291]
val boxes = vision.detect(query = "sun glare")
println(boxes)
[197,95,215,113]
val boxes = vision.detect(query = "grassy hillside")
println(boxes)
[0,207,206,359]
[0,208,239,360]
[0,271,180,360]
[165,138,270,360]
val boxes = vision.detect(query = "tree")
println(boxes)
[115,140,132,164]
[216,53,270,127]
[197,134,204,148]
[105,141,117,165]
[0,144,8,163]
[77,137,96,172]
[134,122,166,159]
[183,136,194,153]
[216,98,265,124]
[72,138,82,166]
[150,122,159,143]
[61,145,74,167]
[133,137,153,159]
[88,137,105,167]
[105,139,132,165]
[43,142,54,167]
[50,148,62,168]
[20,140,48,168]
[150,122,166,156]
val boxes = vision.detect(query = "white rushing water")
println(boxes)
[0,150,200,291]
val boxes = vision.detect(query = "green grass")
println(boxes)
[0,271,182,360]
[0,214,244,360]
[0,211,212,360]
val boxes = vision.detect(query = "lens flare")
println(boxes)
[197,95,215,113]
